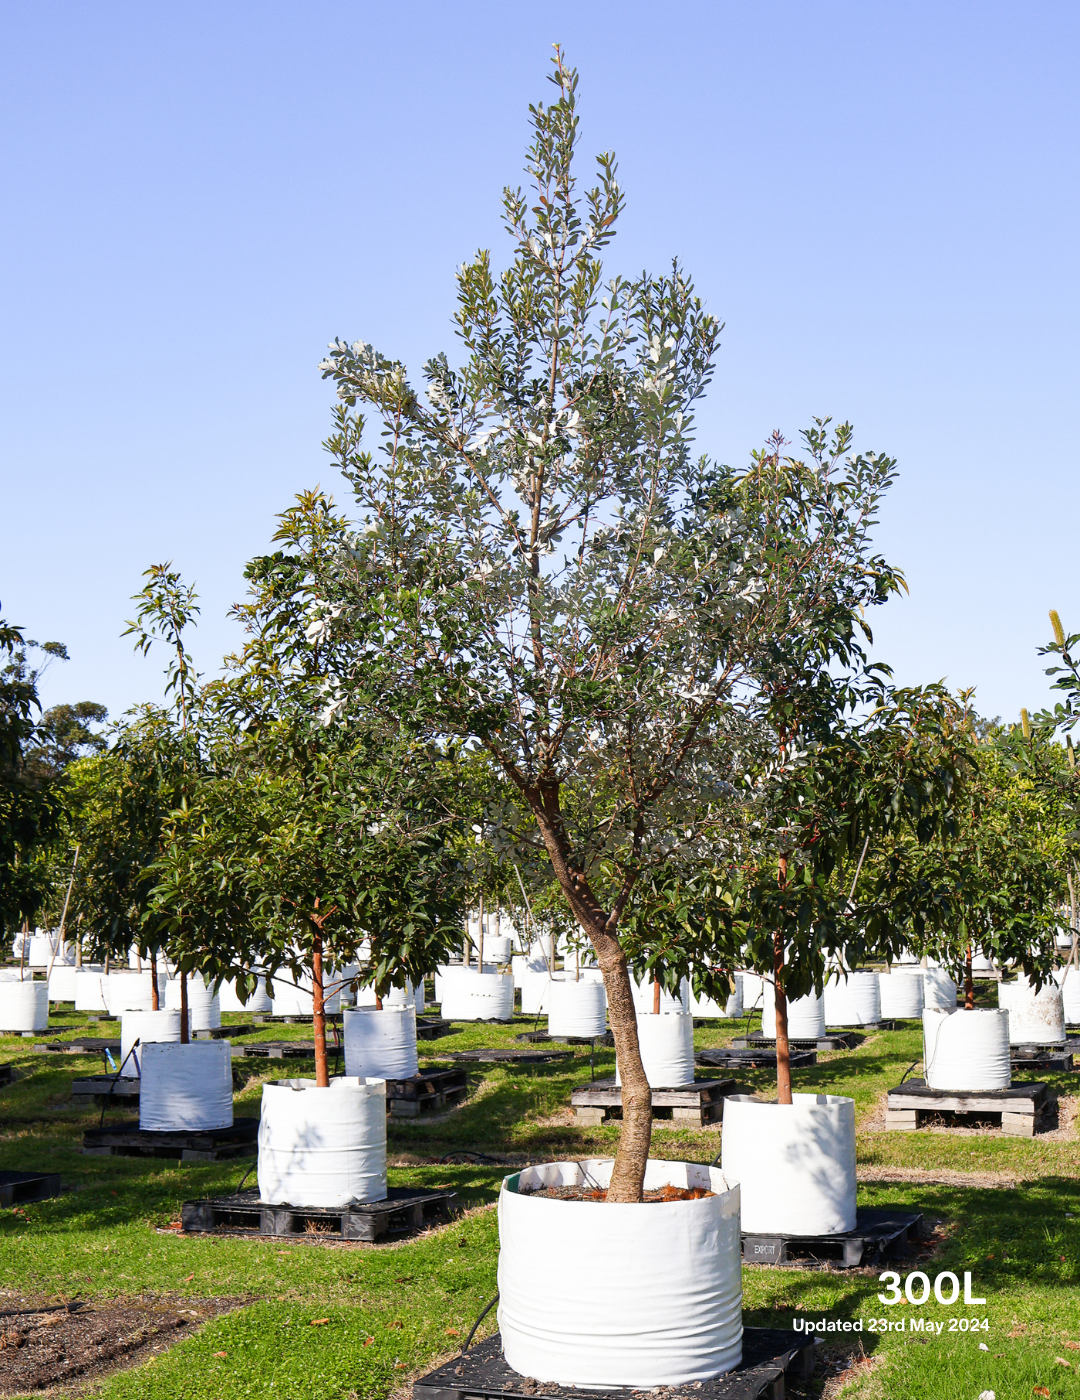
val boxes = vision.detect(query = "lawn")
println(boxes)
[1,983,1078,1399]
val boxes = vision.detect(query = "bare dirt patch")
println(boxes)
[858,1164,1020,1190]
[0,1293,245,1395]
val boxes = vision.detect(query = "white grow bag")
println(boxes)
[615,1011,695,1087]
[217,974,273,1014]
[547,978,607,1038]
[997,974,1065,1045]
[923,1008,1011,1090]
[691,974,743,1020]
[25,935,57,968]
[119,1009,186,1076]
[258,1077,387,1208]
[47,964,80,1003]
[823,970,881,1027]
[74,970,108,1012]
[761,982,826,1040]
[139,1041,233,1130]
[105,970,166,1014]
[877,971,925,1020]
[738,971,765,1014]
[164,976,221,1031]
[498,1158,742,1387]
[919,967,959,1012]
[721,1094,857,1235]
[520,965,556,1014]
[267,971,342,1017]
[632,973,690,1013]
[0,980,49,1032]
[1054,965,1080,1025]
[475,934,513,965]
[440,968,515,1021]
[344,1005,419,1079]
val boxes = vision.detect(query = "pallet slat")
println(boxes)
[886,1079,1050,1136]
[0,1171,62,1208]
[181,1186,456,1242]
[570,1076,736,1127]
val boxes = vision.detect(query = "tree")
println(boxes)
[23,702,108,782]
[315,51,917,1198]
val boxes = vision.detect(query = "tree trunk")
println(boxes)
[150,948,159,1011]
[652,977,661,1014]
[179,970,189,1043]
[773,929,793,1105]
[375,992,383,1010]
[312,927,329,1088]
[964,945,974,1009]
[104,950,110,975]
[527,801,650,1201]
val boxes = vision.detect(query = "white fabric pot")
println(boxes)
[520,968,555,1014]
[267,971,342,1016]
[894,947,920,965]
[632,973,690,1013]
[761,982,826,1040]
[923,1008,1011,1090]
[258,1077,387,1208]
[721,1094,857,1235]
[616,1011,695,1087]
[919,967,959,1011]
[440,967,515,1021]
[997,974,1065,1045]
[0,980,49,1032]
[738,971,766,1013]
[217,974,273,1014]
[164,977,222,1031]
[344,1005,418,1079]
[119,1009,186,1077]
[26,935,56,968]
[47,964,80,1002]
[691,974,743,1019]
[1054,965,1080,1025]
[823,970,881,1027]
[105,970,166,1014]
[547,978,607,1037]
[1056,928,1075,950]
[498,1158,742,1386]
[476,934,512,964]
[74,970,109,1012]
[971,952,995,973]
[878,971,925,1020]
[138,1041,233,1130]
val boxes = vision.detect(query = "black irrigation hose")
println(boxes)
[899,1059,922,1085]
[460,1292,499,1355]
[234,1161,257,1195]
[99,1039,141,1127]
[0,1300,85,1321]
[437,1151,503,1165]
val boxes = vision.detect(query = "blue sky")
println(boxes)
[2,3,1077,727]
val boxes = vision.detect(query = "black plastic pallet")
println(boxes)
[570,1075,737,1127]
[436,1047,574,1065]
[82,1116,259,1161]
[0,1171,62,1208]
[386,1068,469,1117]
[416,1017,457,1041]
[71,1075,140,1101]
[696,1046,818,1071]
[1010,1045,1074,1072]
[32,1037,121,1056]
[743,1207,923,1268]
[234,1040,317,1060]
[515,1029,614,1046]
[733,1029,874,1051]
[181,1185,456,1242]
[413,1329,814,1400]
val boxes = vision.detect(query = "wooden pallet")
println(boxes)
[569,1076,737,1127]
[886,1079,1049,1135]
[181,1185,457,1243]
[734,1029,878,1051]
[0,1171,62,1207]
[744,1207,923,1269]
[696,1046,818,1071]
[81,1117,259,1161]
[386,1068,469,1118]
[412,1329,814,1400]
[71,1075,140,1102]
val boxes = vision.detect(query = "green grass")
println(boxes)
[1,985,1078,1398]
